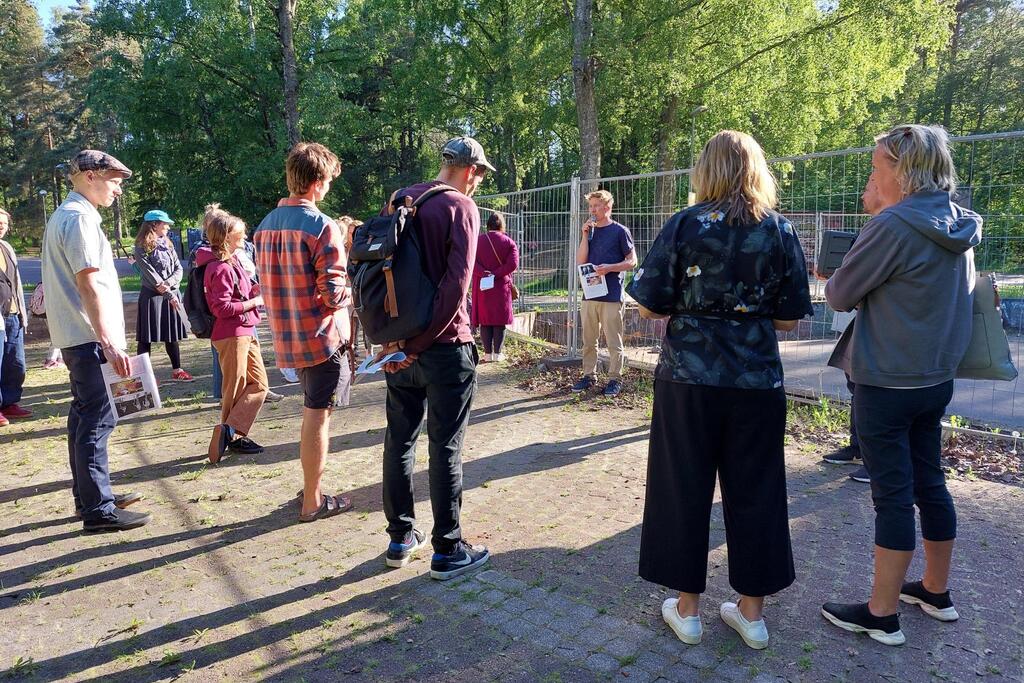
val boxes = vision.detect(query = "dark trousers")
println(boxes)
[480,325,506,354]
[0,313,26,407]
[63,343,116,520]
[137,340,181,369]
[854,381,957,551]
[639,381,795,596]
[382,342,477,554]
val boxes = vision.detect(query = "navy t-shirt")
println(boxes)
[585,221,634,302]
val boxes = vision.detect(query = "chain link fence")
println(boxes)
[476,130,1024,429]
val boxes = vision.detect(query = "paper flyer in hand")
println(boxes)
[102,353,162,421]
[578,263,608,300]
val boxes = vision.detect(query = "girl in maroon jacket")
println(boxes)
[196,204,269,463]
[471,213,519,361]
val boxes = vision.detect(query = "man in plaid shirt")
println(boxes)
[255,142,353,522]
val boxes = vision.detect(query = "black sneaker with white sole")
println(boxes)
[823,445,861,464]
[849,465,871,483]
[899,581,959,621]
[821,602,905,646]
[430,540,490,581]
[386,529,426,568]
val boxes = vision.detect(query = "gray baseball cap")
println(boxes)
[69,150,133,178]
[441,136,496,172]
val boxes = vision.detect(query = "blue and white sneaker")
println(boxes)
[385,529,426,568]
[430,541,490,581]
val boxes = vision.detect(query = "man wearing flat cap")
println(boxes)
[375,136,494,580]
[42,149,151,532]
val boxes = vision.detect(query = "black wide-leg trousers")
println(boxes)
[639,380,795,597]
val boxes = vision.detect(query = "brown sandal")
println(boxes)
[298,494,353,522]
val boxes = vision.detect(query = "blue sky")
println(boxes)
[33,0,75,27]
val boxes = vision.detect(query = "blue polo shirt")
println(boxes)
[585,221,634,303]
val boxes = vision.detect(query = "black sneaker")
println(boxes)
[430,541,490,581]
[821,602,905,646]
[571,376,595,393]
[823,445,861,464]
[386,529,426,568]
[602,379,622,397]
[899,581,959,621]
[83,508,152,533]
[228,436,265,455]
[849,465,871,483]
[75,491,143,519]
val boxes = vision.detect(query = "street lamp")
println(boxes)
[688,105,709,206]
[39,189,48,229]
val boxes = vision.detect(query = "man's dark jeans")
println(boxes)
[382,342,477,554]
[63,342,116,521]
[0,313,27,408]
[854,380,957,551]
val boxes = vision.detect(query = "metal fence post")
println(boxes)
[567,176,582,357]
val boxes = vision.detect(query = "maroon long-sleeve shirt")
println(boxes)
[397,181,479,355]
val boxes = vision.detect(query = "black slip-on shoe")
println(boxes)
[228,436,264,455]
[900,581,959,621]
[821,602,905,646]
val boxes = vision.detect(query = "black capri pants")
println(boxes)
[854,380,957,551]
[639,381,795,597]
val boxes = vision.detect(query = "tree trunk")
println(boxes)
[112,196,123,245]
[276,0,301,148]
[571,0,601,182]
[654,95,680,223]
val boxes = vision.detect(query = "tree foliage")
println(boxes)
[0,0,1020,243]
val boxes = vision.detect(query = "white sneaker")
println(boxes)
[279,368,299,383]
[495,353,506,362]
[662,598,702,645]
[720,601,769,649]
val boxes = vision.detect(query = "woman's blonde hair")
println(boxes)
[874,124,957,196]
[203,203,246,262]
[134,220,164,253]
[693,130,777,224]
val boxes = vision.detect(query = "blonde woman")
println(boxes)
[628,131,812,649]
[820,125,980,645]
[194,204,269,463]
[133,210,192,381]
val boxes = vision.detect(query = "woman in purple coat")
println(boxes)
[471,213,519,361]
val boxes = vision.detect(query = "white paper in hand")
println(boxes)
[102,353,162,421]
[356,352,407,375]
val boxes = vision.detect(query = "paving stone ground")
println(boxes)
[1,333,1023,682]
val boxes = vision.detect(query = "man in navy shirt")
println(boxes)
[572,190,636,397]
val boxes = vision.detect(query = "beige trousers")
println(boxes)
[581,300,625,380]
[212,336,269,436]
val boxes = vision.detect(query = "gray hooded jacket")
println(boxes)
[825,190,982,388]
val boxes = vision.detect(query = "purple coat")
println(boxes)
[471,231,519,326]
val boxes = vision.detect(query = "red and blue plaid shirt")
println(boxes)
[254,198,350,369]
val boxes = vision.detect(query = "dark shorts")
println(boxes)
[298,348,344,410]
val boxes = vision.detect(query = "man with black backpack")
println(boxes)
[374,137,493,580]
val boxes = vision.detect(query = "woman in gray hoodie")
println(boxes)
[820,125,982,646]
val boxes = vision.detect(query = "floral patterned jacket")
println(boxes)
[627,203,813,390]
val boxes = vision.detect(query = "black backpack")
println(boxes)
[349,185,456,344]
[183,263,215,339]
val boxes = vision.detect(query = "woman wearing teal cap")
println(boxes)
[134,210,193,381]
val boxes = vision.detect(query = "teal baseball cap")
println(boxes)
[144,209,174,224]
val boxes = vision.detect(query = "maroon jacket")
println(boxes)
[398,181,479,354]
[196,247,260,341]
[471,231,518,327]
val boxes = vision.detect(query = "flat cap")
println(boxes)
[69,150,133,178]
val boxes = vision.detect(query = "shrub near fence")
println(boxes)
[476,130,1024,430]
